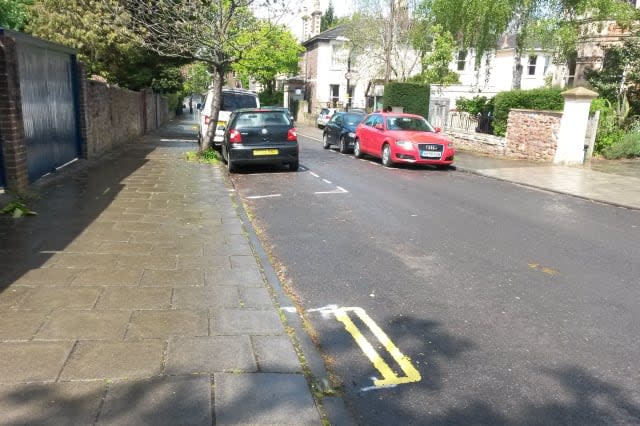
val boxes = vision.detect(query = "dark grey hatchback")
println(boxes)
[221,109,299,173]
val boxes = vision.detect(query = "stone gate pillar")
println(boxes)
[554,87,598,165]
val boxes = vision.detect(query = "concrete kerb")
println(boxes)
[222,169,356,426]
[454,165,640,211]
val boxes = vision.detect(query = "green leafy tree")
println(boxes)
[321,0,337,31]
[183,62,211,97]
[417,25,460,87]
[232,23,302,92]
[124,0,289,152]
[27,0,184,90]
[0,0,32,31]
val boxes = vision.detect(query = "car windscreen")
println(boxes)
[386,116,434,132]
[344,113,365,126]
[221,93,259,111]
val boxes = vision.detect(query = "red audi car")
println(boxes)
[354,112,455,168]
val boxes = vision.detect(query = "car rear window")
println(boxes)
[344,113,365,126]
[234,112,291,127]
[221,93,259,111]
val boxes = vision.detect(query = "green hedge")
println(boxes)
[493,88,564,136]
[456,95,493,116]
[383,83,430,118]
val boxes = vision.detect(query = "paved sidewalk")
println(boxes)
[0,116,323,425]
[298,124,640,210]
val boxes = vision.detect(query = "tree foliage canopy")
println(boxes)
[0,0,32,30]
[27,0,186,91]
[232,22,303,89]
[321,0,338,32]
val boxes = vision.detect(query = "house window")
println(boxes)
[331,42,348,69]
[528,55,537,76]
[543,56,551,75]
[330,85,340,107]
[456,51,467,71]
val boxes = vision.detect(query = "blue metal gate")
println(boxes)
[0,140,5,188]
[14,36,80,182]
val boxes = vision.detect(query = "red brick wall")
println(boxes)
[0,36,29,191]
[505,109,562,161]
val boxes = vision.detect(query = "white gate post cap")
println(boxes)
[561,87,598,100]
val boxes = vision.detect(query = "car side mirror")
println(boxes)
[434,127,442,133]
[374,123,384,130]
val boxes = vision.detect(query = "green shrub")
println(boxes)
[258,89,283,106]
[492,88,564,136]
[602,132,640,159]
[383,83,430,118]
[455,96,493,116]
[591,98,624,153]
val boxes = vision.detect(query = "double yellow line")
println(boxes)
[333,307,421,387]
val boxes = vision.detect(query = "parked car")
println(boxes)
[198,87,260,148]
[316,107,338,128]
[221,108,299,173]
[354,112,455,168]
[262,106,295,123]
[322,111,366,153]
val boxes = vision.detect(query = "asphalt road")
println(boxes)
[229,133,640,425]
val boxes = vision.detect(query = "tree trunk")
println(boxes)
[202,66,224,152]
[512,45,523,90]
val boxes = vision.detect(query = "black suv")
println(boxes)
[221,109,299,173]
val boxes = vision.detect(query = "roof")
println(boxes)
[302,25,347,47]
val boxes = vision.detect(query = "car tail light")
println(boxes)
[325,115,331,120]
[229,129,242,143]
[204,115,210,125]
[287,128,297,141]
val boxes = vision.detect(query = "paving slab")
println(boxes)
[60,340,164,380]
[0,310,49,340]
[11,268,77,286]
[116,255,178,270]
[171,286,239,309]
[96,242,154,254]
[126,309,208,338]
[37,311,130,340]
[140,269,203,287]
[165,336,256,375]
[0,381,105,425]
[95,287,172,310]
[71,269,142,286]
[177,255,230,269]
[214,373,320,425]
[206,268,264,287]
[51,253,120,269]
[212,309,286,335]
[97,375,212,426]
[0,341,74,383]
[230,255,260,270]
[0,287,30,309]
[17,287,102,310]
[251,336,302,373]
[239,287,274,309]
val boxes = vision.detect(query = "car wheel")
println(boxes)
[227,151,237,173]
[323,133,331,149]
[289,160,299,171]
[339,136,348,154]
[354,139,363,158]
[381,143,394,167]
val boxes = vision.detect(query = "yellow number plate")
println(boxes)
[253,149,279,156]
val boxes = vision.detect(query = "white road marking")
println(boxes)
[322,178,332,184]
[336,186,348,193]
[310,172,320,178]
[315,187,349,195]
[246,194,282,199]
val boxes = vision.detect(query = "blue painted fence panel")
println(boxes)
[15,40,80,182]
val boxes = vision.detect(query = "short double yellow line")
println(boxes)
[333,307,421,387]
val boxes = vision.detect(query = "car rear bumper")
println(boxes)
[229,144,299,165]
